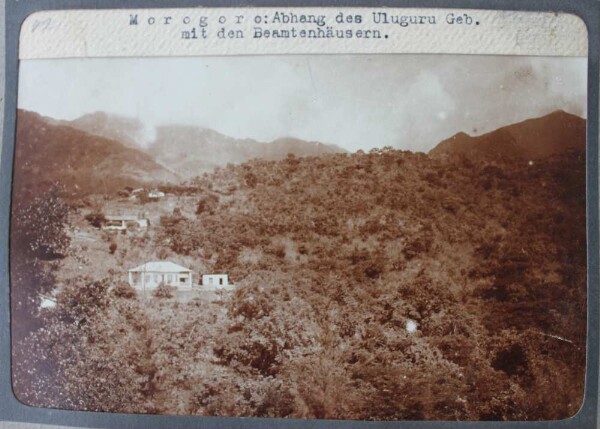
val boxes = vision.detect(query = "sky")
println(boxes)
[18,54,587,153]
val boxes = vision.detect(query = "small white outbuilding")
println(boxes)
[38,294,57,310]
[202,274,229,288]
[148,190,165,199]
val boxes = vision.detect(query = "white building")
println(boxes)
[103,215,149,231]
[202,274,229,288]
[148,190,165,199]
[128,261,193,290]
[38,294,57,309]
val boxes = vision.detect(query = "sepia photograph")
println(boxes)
[11,53,587,420]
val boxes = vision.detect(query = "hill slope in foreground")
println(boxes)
[154,145,586,419]
[12,112,587,420]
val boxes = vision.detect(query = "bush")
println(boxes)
[244,172,258,188]
[196,194,219,215]
[109,242,117,254]
[112,282,137,299]
[153,283,176,299]
[402,235,432,260]
[85,211,106,229]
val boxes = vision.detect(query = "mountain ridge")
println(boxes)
[48,111,150,149]
[143,124,347,178]
[13,109,180,202]
[57,112,348,178]
[429,110,585,161]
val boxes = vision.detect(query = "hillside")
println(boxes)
[12,114,587,420]
[153,147,586,419]
[13,110,179,203]
[54,111,148,148]
[149,125,346,178]
[429,110,585,161]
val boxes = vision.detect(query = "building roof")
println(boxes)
[106,215,141,221]
[129,261,192,273]
[38,294,57,309]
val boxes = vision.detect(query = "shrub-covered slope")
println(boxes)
[153,147,586,419]
[12,119,587,420]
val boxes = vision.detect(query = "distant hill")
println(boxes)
[51,111,149,149]
[59,112,347,178]
[13,110,179,202]
[148,125,347,178]
[429,110,586,161]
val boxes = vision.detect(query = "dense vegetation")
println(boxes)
[12,146,586,420]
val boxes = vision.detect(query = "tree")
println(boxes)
[112,282,137,299]
[12,186,70,260]
[13,278,153,412]
[84,210,106,228]
[11,186,70,338]
[244,172,258,188]
[196,194,219,215]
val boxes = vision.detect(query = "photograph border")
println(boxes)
[1,0,599,428]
